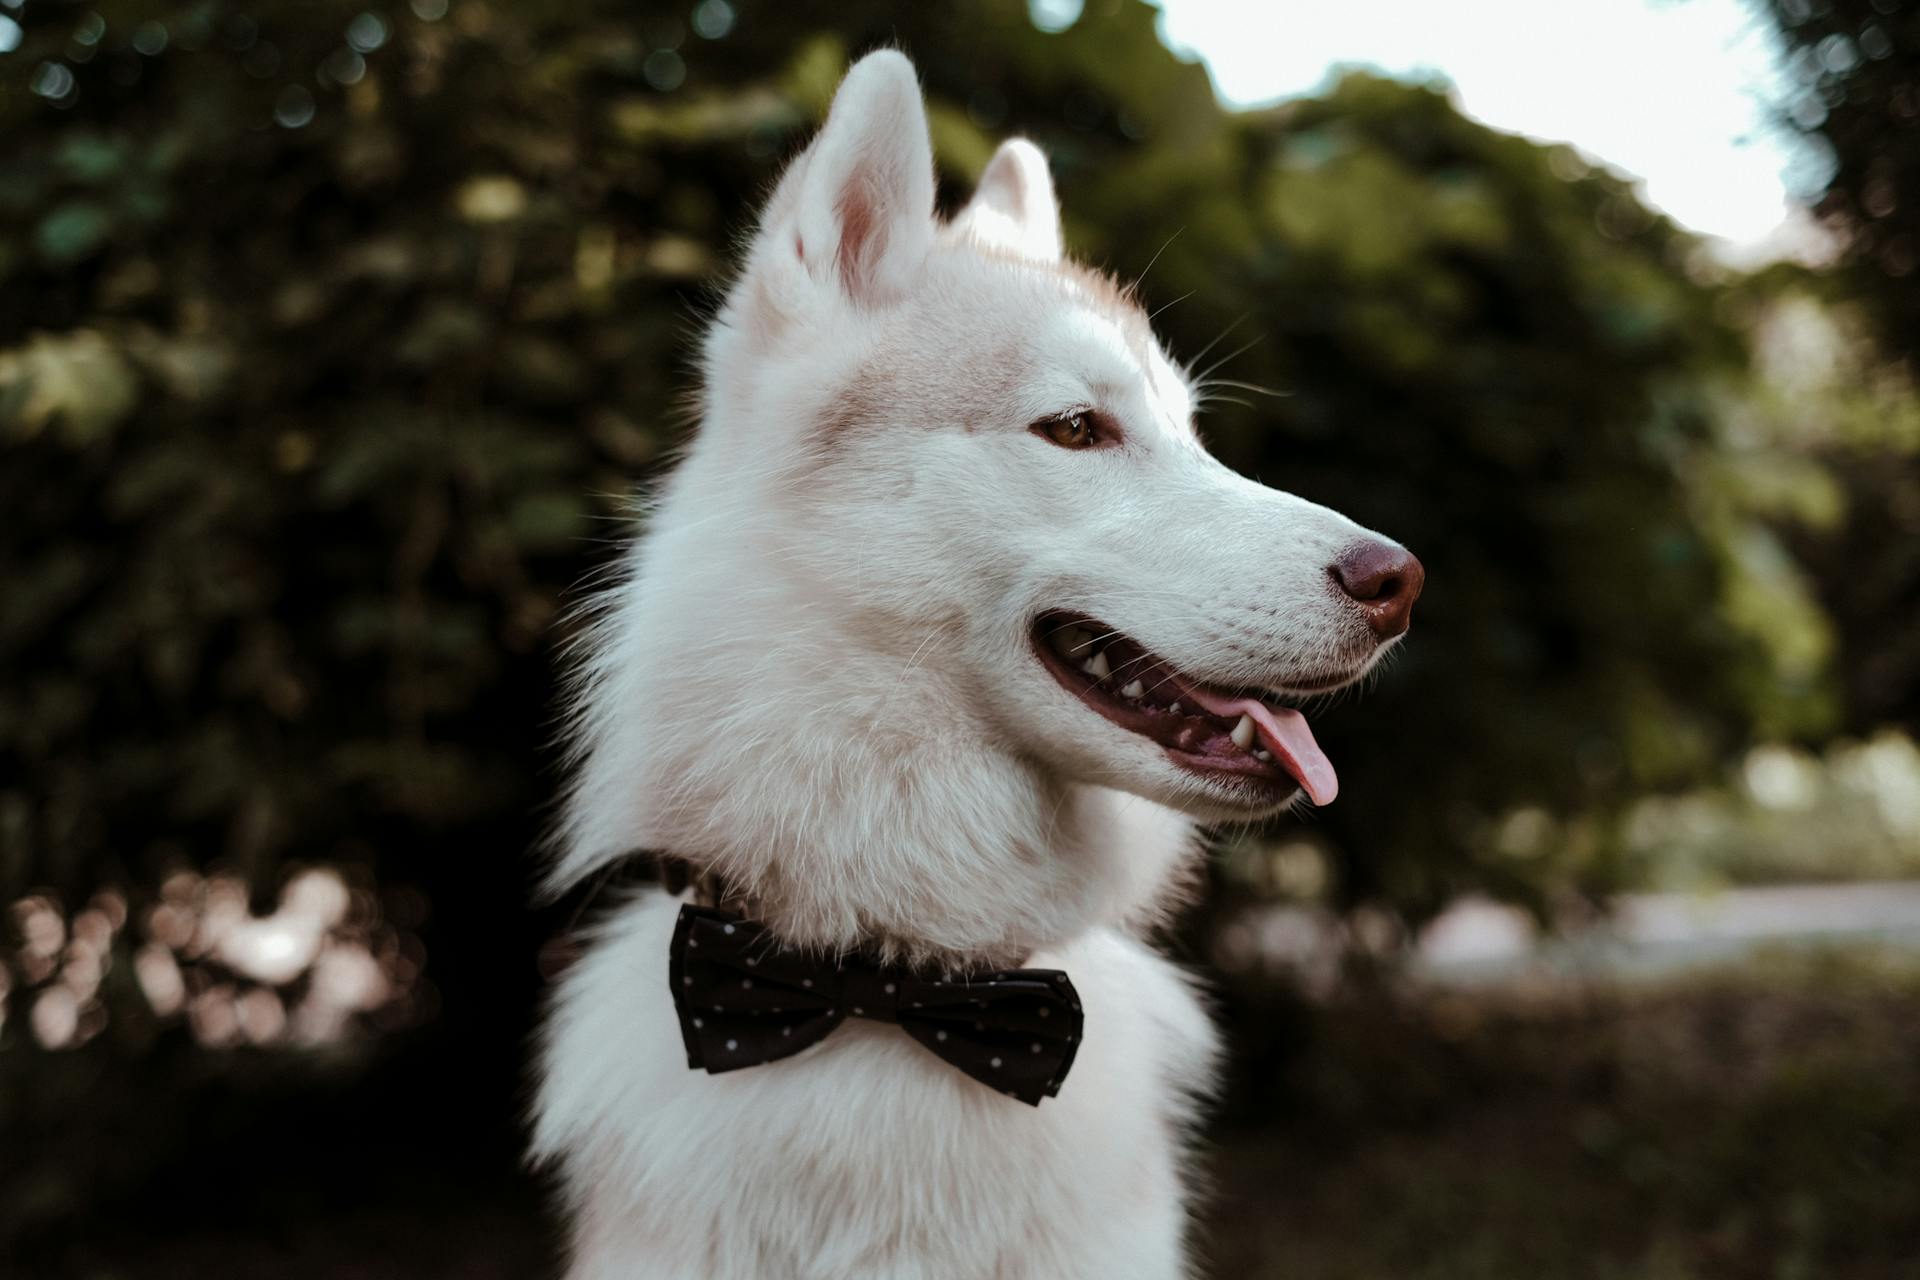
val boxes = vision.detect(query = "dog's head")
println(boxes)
[698,50,1421,825]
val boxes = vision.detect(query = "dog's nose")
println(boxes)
[1331,539,1424,639]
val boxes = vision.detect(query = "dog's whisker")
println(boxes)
[1188,333,1265,387]
[1193,377,1292,399]
[1147,290,1194,323]
[1183,314,1248,373]
[1136,226,1184,286]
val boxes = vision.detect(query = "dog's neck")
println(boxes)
[615,671,1189,969]
[555,503,1199,968]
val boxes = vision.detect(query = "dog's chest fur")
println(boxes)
[534,874,1219,1280]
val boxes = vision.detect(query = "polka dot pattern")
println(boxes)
[667,904,1083,1106]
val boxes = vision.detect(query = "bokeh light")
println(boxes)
[3,866,424,1054]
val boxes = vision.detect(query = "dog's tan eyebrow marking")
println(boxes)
[825,370,883,435]
[819,347,1027,449]
[817,368,886,442]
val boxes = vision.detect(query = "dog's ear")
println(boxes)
[764,50,936,306]
[953,139,1062,263]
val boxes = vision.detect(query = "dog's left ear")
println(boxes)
[953,139,1063,263]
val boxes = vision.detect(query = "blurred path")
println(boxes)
[1413,881,1920,984]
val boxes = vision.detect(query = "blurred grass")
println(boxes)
[1205,948,1920,1280]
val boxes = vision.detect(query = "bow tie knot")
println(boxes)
[668,904,1083,1106]
[836,964,903,1023]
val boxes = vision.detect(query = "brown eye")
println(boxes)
[1035,412,1098,449]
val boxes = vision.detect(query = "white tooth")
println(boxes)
[1253,749,1271,762]
[1230,714,1256,750]
[1121,679,1145,700]
[1083,650,1111,679]
[1168,701,1182,715]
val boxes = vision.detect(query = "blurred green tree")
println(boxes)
[0,0,1837,1047]
[1753,0,1920,732]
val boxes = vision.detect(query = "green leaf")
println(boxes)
[34,202,114,265]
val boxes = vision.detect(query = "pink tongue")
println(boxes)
[1181,687,1339,806]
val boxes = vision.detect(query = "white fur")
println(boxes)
[533,50,1402,1278]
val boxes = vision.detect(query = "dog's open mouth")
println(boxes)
[1031,612,1340,805]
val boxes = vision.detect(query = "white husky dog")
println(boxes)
[532,50,1422,1280]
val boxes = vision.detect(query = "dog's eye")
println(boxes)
[1034,412,1100,450]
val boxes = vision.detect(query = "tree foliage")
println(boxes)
[1754,0,1920,733]
[0,0,1837,933]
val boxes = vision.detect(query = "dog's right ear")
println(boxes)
[952,139,1062,263]
[750,50,935,312]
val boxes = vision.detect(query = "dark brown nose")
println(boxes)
[1331,539,1424,639]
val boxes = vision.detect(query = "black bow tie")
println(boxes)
[668,904,1083,1106]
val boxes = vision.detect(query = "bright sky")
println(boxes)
[1148,0,1818,258]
